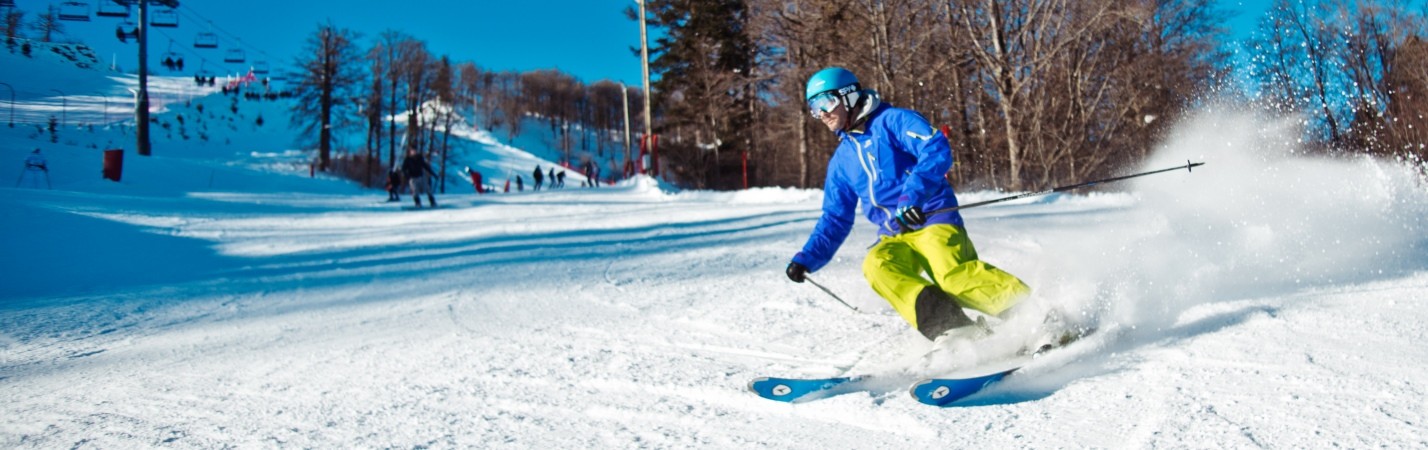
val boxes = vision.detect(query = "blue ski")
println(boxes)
[908,367,1019,406]
[747,375,869,403]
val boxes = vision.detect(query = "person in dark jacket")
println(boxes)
[386,167,403,201]
[401,148,437,208]
[532,165,544,191]
[786,67,1029,341]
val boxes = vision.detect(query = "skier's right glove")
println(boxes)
[785,262,808,283]
[895,205,927,228]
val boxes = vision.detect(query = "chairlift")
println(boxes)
[115,22,138,43]
[223,48,246,64]
[194,63,217,87]
[0,0,16,8]
[58,2,92,22]
[150,7,178,28]
[96,1,130,18]
[194,32,218,49]
[251,60,270,75]
[162,52,185,71]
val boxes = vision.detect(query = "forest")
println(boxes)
[281,0,1426,190]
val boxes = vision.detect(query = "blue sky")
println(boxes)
[19,0,648,85]
[17,0,1271,87]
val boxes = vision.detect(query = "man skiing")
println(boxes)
[401,147,437,208]
[19,148,49,189]
[785,67,1030,341]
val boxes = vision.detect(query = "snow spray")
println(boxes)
[1045,106,1428,336]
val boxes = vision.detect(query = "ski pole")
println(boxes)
[893,160,1205,231]
[804,275,864,313]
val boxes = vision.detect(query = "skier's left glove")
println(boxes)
[895,205,927,228]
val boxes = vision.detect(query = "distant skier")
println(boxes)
[401,147,437,208]
[556,170,566,188]
[785,67,1030,341]
[548,167,556,188]
[18,148,50,189]
[466,166,485,194]
[532,165,544,191]
[516,175,524,192]
[24,148,47,173]
[385,167,402,202]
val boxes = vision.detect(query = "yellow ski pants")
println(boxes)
[862,224,1030,330]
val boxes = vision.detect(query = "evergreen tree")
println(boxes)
[641,0,757,189]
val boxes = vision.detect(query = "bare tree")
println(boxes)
[291,23,364,171]
[398,39,432,153]
[32,5,62,43]
[4,9,25,43]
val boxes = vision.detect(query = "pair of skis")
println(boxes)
[749,324,1092,406]
[748,355,1025,407]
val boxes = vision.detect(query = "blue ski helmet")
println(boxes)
[805,67,860,101]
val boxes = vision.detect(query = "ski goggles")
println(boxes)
[807,91,840,118]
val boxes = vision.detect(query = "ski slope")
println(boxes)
[3,49,1428,447]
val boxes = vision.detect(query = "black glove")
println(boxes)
[895,205,927,228]
[786,262,808,283]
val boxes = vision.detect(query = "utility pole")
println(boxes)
[134,0,180,156]
[620,82,632,172]
[637,0,655,176]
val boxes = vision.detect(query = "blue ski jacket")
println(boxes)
[793,100,964,272]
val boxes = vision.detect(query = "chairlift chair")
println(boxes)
[223,48,246,64]
[251,61,270,75]
[115,21,138,43]
[58,2,92,21]
[96,1,129,18]
[162,51,184,71]
[0,0,16,8]
[150,7,178,28]
[194,32,218,49]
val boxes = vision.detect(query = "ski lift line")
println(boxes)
[172,5,277,61]
[143,26,245,77]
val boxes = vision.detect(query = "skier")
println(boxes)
[515,175,524,192]
[401,147,437,208]
[533,165,544,191]
[556,170,566,188]
[18,148,49,189]
[784,67,1030,341]
[548,167,556,188]
[466,166,485,194]
[385,167,402,202]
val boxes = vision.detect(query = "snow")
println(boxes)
[3,48,1428,448]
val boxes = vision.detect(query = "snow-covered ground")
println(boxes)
[2,47,1427,447]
